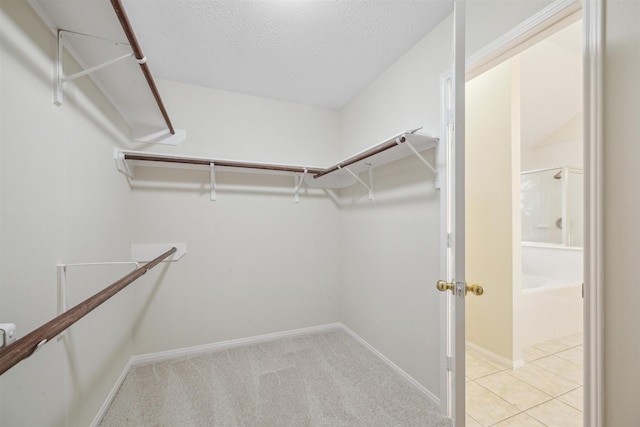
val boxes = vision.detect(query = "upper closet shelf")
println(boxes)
[308,129,438,189]
[114,128,438,190]
[27,0,185,145]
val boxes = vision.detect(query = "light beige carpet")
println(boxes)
[99,328,450,426]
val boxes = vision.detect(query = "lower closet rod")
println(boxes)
[0,247,177,376]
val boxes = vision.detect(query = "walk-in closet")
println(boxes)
[1,0,625,426]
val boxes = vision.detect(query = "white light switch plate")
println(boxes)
[0,323,16,347]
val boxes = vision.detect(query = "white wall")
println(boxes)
[0,1,137,426]
[129,80,342,354]
[521,114,583,170]
[338,16,451,399]
[603,0,640,424]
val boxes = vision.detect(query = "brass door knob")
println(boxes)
[466,283,484,296]
[436,280,484,296]
[436,280,455,294]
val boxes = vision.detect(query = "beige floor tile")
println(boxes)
[475,371,552,411]
[522,346,549,362]
[526,399,583,427]
[557,386,583,411]
[507,364,580,397]
[555,347,583,365]
[466,414,483,427]
[465,382,519,426]
[556,332,584,348]
[467,347,506,370]
[492,412,547,427]
[532,355,583,384]
[532,338,571,355]
[466,353,503,380]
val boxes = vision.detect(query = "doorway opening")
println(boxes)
[464,15,584,427]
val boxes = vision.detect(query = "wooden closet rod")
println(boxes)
[0,247,177,376]
[110,0,175,135]
[313,136,406,179]
[118,130,433,180]
[123,152,325,175]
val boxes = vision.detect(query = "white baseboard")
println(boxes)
[90,357,135,427]
[466,340,525,370]
[92,322,441,425]
[340,324,441,408]
[130,323,343,366]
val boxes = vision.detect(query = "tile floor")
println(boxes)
[466,332,583,427]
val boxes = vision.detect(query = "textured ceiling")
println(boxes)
[122,0,454,110]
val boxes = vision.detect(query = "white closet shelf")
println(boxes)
[27,0,184,145]
[308,130,438,188]
[115,129,438,190]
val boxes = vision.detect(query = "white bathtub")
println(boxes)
[520,274,583,347]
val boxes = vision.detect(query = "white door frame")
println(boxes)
[457,0,604,426]
[582,0,604,425]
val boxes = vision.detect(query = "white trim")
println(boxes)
[340,324,441,408]
[583,0,604,425]
[522,242,583,251]
[465,341,525,370]
[90,357,135,427]
[130,323,342,366]
[466,0,581,81]
[91,322,442,425]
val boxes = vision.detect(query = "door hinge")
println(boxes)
[447,356,455,372]
[446,108,455,127]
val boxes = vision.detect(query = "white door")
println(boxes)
[438,2,483,425]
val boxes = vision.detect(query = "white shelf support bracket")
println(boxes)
[294,168,307,204]
[55,30,133,106]
[367,164,374,201]
[56,261,139,339]
[339,164,374,201]
[54,30,64,105]
[56,265,67,324]
[114,149,134,178]
[210,163,217,201]
[405,140,437,174]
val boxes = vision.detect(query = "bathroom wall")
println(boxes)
[519,19,583,290]
[521,114,583,171]
[465,58,521,363]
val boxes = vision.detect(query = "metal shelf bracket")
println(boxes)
[294,168,308,203]
[339,164,374,201]
[210,163,217,201]
[55,30,133,106]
